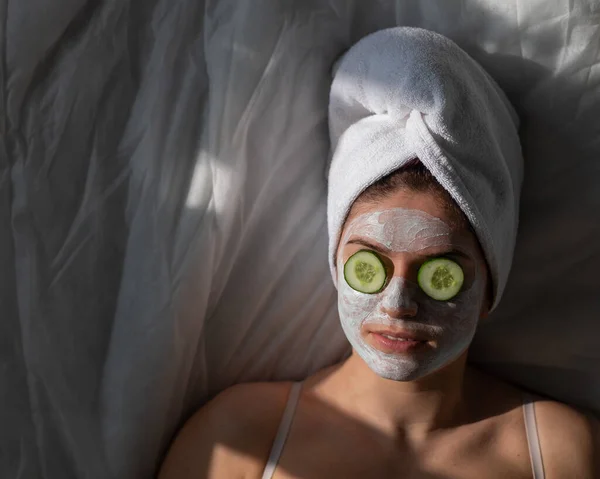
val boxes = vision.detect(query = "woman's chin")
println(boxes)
[366,360,423,382]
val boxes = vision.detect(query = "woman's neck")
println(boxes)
[315,350,471,443]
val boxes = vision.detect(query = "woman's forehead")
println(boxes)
[340,207,477,254]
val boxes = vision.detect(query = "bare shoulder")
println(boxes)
[468,367,599,477]
[158,381,294,479]
[533,396,599,478]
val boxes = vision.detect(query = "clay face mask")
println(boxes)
[337,208,486,381]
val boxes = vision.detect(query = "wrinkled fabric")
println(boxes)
[0,0,599,478]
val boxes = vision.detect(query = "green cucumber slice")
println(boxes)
[344,250,387,294]
[418,258,464,301]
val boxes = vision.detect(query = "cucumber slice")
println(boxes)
[418,258,464,301]
[344,250,387,294]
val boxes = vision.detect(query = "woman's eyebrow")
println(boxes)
[346,238,391,255]
[346,238,472,261]
[424,249,472,261]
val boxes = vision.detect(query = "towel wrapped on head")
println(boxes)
[327,27,524,312]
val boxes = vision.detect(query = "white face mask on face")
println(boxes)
[337,208,486,381]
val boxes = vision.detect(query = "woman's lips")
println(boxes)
[366,328,431,354]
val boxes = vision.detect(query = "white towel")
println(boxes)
[327,27,524,312]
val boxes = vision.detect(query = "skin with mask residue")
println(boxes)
[337,208,486,381]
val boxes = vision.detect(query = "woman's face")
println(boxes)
[336,190,490,381]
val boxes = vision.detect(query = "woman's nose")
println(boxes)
[379,276,418,318]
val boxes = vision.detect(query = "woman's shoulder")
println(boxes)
[158,381,295,479]
[190,380,295,439]
[200,380,295,428]
[471,367,599,477]
[532,395,599,478]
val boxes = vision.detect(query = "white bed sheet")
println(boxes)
[1,0,599,477]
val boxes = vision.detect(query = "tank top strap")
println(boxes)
[261,381,303,479]
[522,392,546,479]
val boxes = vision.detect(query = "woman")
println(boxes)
[159,28,598,478]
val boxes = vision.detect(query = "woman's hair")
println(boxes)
[350,158,472,233]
